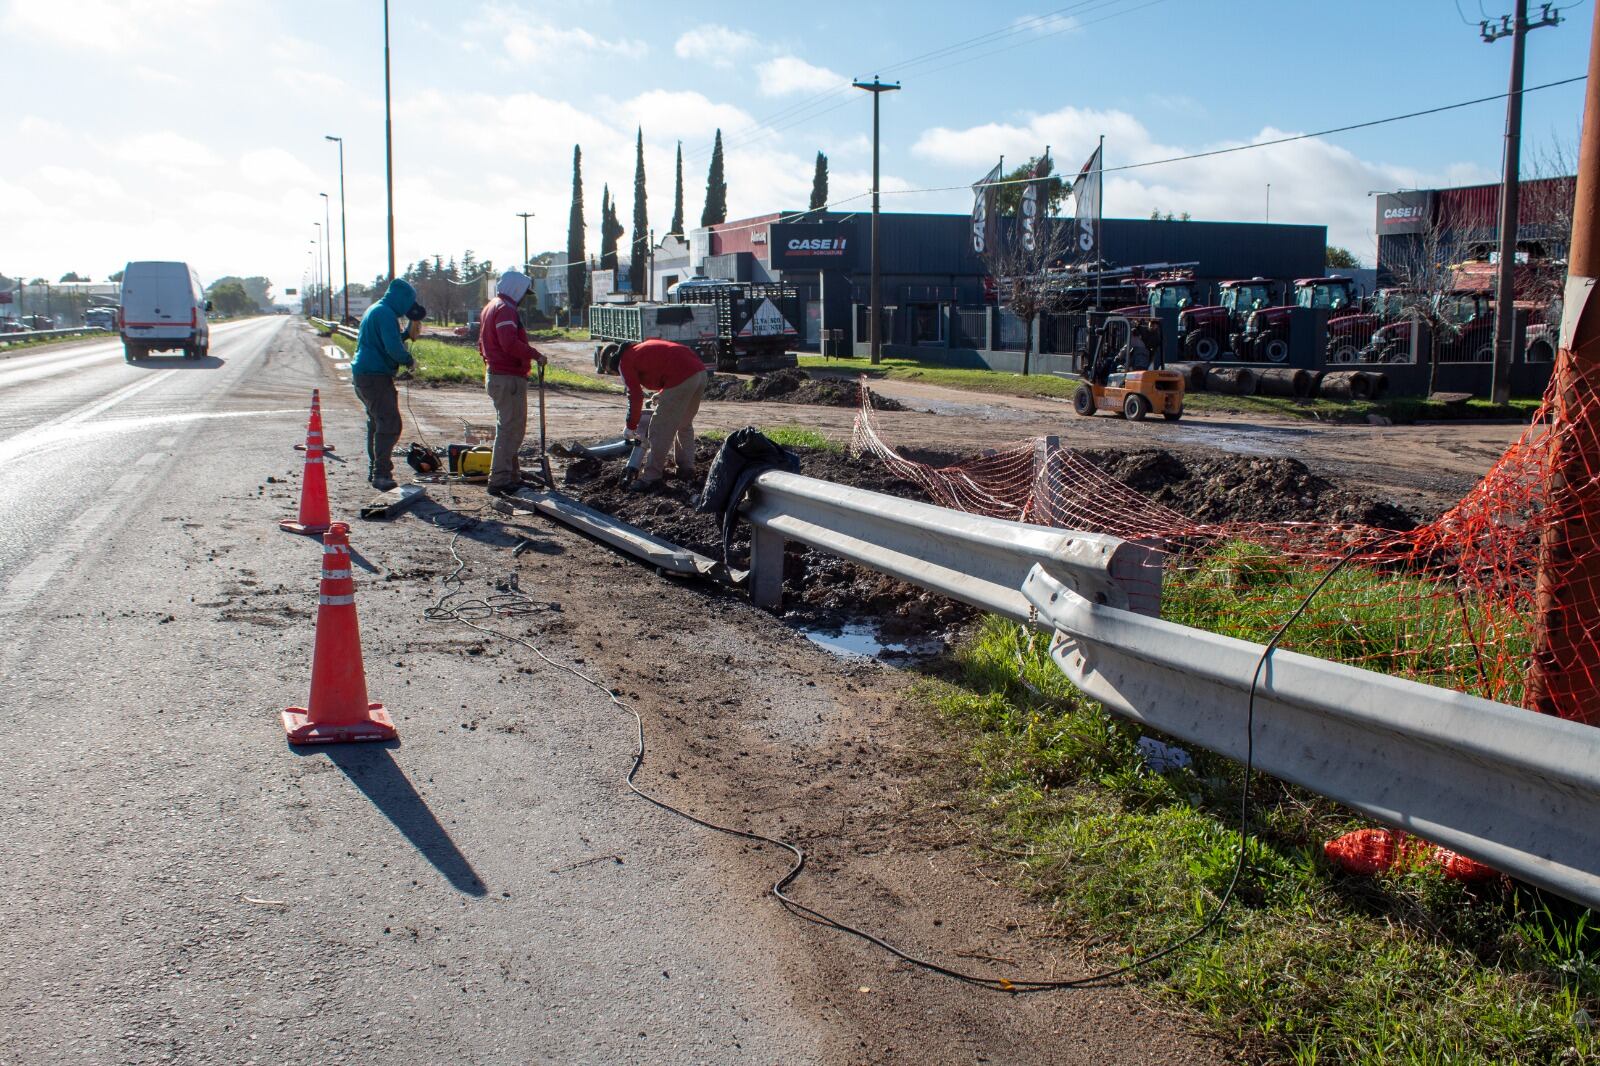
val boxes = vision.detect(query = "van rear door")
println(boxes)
[121,262,197,343]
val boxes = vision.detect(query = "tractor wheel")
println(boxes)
[1260,337,1290,363]
[1123,393,1150,421]
[1185,332,1221,362]
[1162,411,1183,422]
[1327,342,1361,365]
[1072,384,1096,417]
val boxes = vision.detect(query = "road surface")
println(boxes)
[0,319,1220,1064]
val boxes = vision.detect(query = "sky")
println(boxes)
[0,0,1592,306]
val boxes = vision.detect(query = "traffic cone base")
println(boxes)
[279,518,333,536]
[294,443,336,452]
[282,703,396,745]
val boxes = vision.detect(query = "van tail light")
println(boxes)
[190,308,197,327]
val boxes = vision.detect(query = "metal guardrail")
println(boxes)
[309,316,359,341]
[0,326,110,344]
[743,471,1600,910]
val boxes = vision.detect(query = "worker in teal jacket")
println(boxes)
[351,278,419,490]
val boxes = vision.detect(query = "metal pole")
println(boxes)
[1529,2,1600,723]
[383,0,396,283]
[321,192,333,319]
[854,76,900,365]
[1265,183,1271,222]
[1094,135,1104,310]
[649,227,656,300]
[516,212,534,273]
[1492,0,1530,404]
[327,136,349,322]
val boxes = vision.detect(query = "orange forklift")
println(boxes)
[1071,314,1186,421]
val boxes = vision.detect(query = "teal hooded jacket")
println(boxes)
[351,279,417,376]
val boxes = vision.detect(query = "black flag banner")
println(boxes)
[1071,144,1102,262]
[971,160,1001,256]
[1019,152,1051,254]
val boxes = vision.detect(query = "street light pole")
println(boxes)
[516,211,534,273]
[383,0,396,282]
[310,236,321,318]
[325,135,349,322]
[852,74,900,366]
[1484,1,1562,403]
[321,192,334,319]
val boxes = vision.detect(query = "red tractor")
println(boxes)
[1363,290,1494,364]
[1177,278,1274,361]
[1326,289,1409,364]
[1231,276,1357,363]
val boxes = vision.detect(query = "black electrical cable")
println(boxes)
[423,524,1365,992]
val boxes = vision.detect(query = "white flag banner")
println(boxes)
[1070,145,1102,262]
[971,161,1002,256]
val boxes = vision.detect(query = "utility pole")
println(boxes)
[310,236,321,317]
[516,212,534,273]
[1529,2,1600,724]
[853,75,900,365]
[648,227,656,300]
[383,0,396,283]
[1485,1,1562,403]
[1265,183,1271,222]
[326,135,349,322]
[321,192,334,319]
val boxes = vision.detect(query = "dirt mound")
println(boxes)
[1075,448,1417,529]
[703,368,906,411]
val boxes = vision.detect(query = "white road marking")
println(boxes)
[135,452,163,466]
[109,473,145,495]
[157,435,178,447]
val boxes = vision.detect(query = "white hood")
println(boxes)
[496,270,532,303]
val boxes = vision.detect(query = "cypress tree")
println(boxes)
[629,128,648,296]
[809,151,828,211]
[600,185,624,274]
[670,141,685,236]
[701,129,727,227]
[566,145,585,318]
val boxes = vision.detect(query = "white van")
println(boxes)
[119,261,211,362]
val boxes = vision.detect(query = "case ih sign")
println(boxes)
[768,223,858,270]
[1375,191,1435,235]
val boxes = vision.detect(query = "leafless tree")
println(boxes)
[980,212,1077,376]
[1384,212,1497,395]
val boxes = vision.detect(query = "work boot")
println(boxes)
[488,480,530,498]
[370,474,397,492]
[627,478,661,495]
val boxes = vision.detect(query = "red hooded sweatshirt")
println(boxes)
[478,294,545,377]
[619,339,706,431]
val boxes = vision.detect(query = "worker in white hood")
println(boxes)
[477,270,546,495]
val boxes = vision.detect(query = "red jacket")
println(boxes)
[478,295,545,377]
[620,339,706,430]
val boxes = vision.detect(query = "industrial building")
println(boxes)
[675,210,1329,355]
[1374,176,1575,286]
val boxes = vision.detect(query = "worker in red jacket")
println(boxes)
[606,339,708,491]
[477,270,546,496]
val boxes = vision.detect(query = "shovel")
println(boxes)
[535,361,554,488]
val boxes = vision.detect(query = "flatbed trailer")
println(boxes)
[588,283,801,373]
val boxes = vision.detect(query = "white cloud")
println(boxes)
[113,131,222,169]
[238,148,319,188]
[674,24,759,66]
[1012,12,1080,35]
[18,115,69,140]
[757,55,843,96]
[132,65,184,86]
[476,7,645,64]
[615,90,754,141]
[911,105,1492,255]
[2,0,219,52]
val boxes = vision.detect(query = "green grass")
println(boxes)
[700,425,842,452]
[326,333,619,393]
[799,354,1541,424]
[924,614,1598,1064]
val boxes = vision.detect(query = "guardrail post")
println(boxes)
[750,526,786,609]
[1031,435,1059,526]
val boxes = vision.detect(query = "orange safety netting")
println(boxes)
[848,357,1600,726]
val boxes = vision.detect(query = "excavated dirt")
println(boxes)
[703,368,908,411]
[557,438,1416,640]
[1076,449,1420,529]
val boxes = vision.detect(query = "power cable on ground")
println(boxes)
[417,513,1365,992]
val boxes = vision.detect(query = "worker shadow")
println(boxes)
[301,743,489,897]
[413,498,565,556]
[345,543,380,573]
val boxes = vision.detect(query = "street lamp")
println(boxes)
[311,231,322,318]
[382,0,396,282]
[325,135,349,322]
[516,211,534,273]
[852,74,900,365]
[320,192,334,319]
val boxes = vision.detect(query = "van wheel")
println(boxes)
[1124,393,1150,421]
[1072,384,1096,416]
[123,343,139,363]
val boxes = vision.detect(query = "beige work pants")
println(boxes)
[642,370,706,482]
[485,373,528,488]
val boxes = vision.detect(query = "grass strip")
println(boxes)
[920,587,1593,1062]
[326,333,619,393]
[701,425,842,453]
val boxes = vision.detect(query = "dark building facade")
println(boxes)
[1375,177,1575,287]
[690,210,1327,351]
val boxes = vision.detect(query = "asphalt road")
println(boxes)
[0,319,1219,1064]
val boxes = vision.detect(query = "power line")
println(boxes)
[878,74,1589,198]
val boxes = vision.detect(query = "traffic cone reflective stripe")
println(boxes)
[281,413,332,536]
[282,523,397,745]
[295,389,335,452]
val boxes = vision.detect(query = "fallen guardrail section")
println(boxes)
[308,317,359,341]
[742,470,1600,910]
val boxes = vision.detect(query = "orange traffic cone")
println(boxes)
[280,406,332,536]
[282,522,398,745]
[294,389,336,452]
